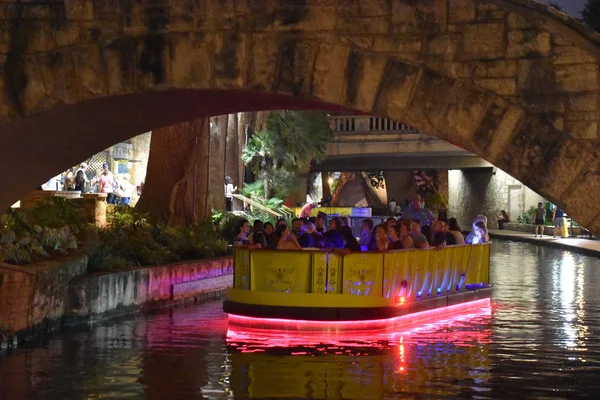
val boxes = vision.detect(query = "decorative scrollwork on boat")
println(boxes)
[346,262,374,295]
[265,261,296,293]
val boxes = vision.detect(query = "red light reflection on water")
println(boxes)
[226,299,492,353]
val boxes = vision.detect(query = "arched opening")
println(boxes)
[1,0,599,232]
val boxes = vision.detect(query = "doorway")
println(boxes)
[508,186,522,221]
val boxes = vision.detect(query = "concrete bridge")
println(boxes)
[0,0,600,232]
[316,115,493,171]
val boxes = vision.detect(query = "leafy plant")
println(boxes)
[88,208,231,272]
[242,111,333,199]
[32,197,84,233]
[0,210,78,265]
[517,206,536,224]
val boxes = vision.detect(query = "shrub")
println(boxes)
[0,209,78,265]
[88,208,230,272]
[32,197,84,233]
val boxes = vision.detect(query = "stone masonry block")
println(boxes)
[472,99,525,163]
[566,121,598,140]
[475,78,517,97]
[273,38,319,97]
[312,44,350,104]
[448,0,476,24]
[561,161,600,226]
[439,82,492,143]
[404,69,455,135]
[170,33,213,89]
[537,141,595,201]
[373,60,420,122]
[247,34,279,91]
[462,22,505,60]
[507,30,551,58]
[426,33,461,61]
[71,45,107,100]
[343,50,387,112]
[498,117,563,185]
[553,46,597,65]
[64,0,94,20]
[555,63,599,93]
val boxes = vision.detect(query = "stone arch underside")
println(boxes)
[1,0,600,232]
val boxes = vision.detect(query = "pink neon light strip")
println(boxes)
[227,298,491,331]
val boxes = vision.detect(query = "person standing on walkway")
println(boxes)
[553,206,565,239]
[225,176,237,212]
[534,202,546,238]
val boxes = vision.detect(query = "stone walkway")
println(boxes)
[489,230,600,257]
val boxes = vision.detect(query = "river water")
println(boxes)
[2,240,600,399]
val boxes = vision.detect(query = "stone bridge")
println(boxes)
[318,114,493,171]
[1,0,600,231]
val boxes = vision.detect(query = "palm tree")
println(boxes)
[241,111,334,199]
[241,130,273,199]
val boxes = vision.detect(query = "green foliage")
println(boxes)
[242,111,333,199]
[365,171,386,189]
[0,209,78,265]
[517,206,536,224]
[423,191,447,210]
[582,0,600,32]
[32,197,84,233]
[89,208,230,272]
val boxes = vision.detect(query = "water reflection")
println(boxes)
[225,306,492,398]
[3,241,600,399]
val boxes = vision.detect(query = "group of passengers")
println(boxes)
[233,194,490,251]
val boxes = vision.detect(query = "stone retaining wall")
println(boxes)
[65,257,233,324]
[0,253,88,345]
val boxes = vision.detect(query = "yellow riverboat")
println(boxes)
[224,244,492,331]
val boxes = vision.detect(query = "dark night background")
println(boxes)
[539,0,584,17]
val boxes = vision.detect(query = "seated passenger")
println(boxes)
[340,226,361,252]
[323,217,344,248]
[409,219,429,249]
[233,219,251,247]
[370,224,389,252]
[263,222,274,245]
[448,218,465,244]
[472,221,489,244]
[291,217,303,239]
[465,215,488,244]
[315,212,327,233]
[299,221,320,248]
[249,219,268,248]
[339,216,351,228]
[359,218,374,250]
[274,225,302,250]
[388,221,414,250]
[386,217,397,230]
[421,225,433,245]
[276,218,287,228]
[432,220,457,247]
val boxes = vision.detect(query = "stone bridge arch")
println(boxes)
[1,0,600,232]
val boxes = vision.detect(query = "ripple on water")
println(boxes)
[2,241,600,399]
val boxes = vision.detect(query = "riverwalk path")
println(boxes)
[489,229,600,257]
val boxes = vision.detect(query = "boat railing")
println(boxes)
[232,244,490,302]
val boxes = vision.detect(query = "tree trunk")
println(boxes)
[208,116,227,210]
[136,118,210,225]
[322,172,331,201]
[237,112,247,197]
[225,113,239,210]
